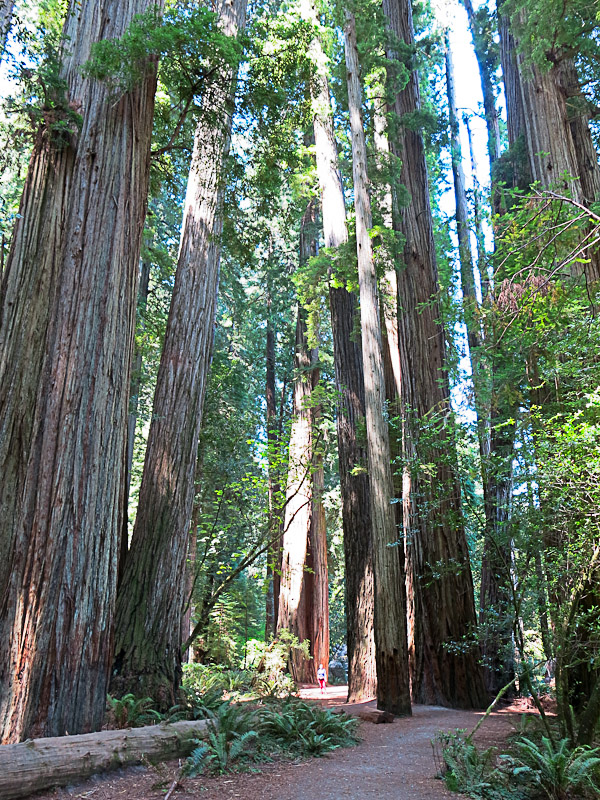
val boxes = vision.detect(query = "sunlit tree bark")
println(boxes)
[0,0,161,742]
[345,10,410,716]
[112,0,247,706]
[301,0,375,701]
[382,0,486,708]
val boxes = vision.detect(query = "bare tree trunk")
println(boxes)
[499,3,600,282]
[111,0,247,706]
[278,198,328,684]
[300,0,375,701]
[0,0,161,742]
[265,289,279,640]
[382,0,486,709]
[345,10,410,716]
[119,258,152,581]
[461,0,500,166]
[0,0,14,59]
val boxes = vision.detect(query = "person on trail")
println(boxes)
[317,663,326,694]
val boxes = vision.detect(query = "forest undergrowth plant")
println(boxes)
[183,700,259,776]
[106,694,163,729]
[259,696,360,757]
[500,736,600,800]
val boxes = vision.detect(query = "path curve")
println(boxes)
[30,688,520,800]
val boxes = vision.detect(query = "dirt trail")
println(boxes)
[29,688,522,800]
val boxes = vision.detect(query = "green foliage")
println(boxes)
[501,736,600,799]
[83,4,241,98]
[434,729,503,799]
[259,696,360,757]
[183,701,259,775]
[106,694,163,729]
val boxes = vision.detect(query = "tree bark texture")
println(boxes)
[277,285,328,684]
[0,719,208,800]
[461,0,500,166]
[345,11,410,716]
[381,0,486,709]
[499,3,600,281]
[0,0,14,58]
[112,0,247,706]
[265,309,278,640]
[301,0,376,701]
[0,0,161,743]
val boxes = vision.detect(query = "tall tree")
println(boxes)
[0,0,161,742]
[0,0,14,58]
[381,0,486,707]
[300,0,376,701]
[498,1,600,279]
[277,202,329,685]
[112,0,247,705]
[345,9,410,716]
[446,34,515,694]
[460,0,500,166]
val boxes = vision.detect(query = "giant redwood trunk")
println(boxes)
[278,203,329,684]
[382,0,486,708]
[345,11,410,716]
[0,0,161,742]
[112,0,247,705]
[301,0,375,701]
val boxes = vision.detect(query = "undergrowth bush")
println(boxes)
[183,696,359,775]
[434,725,600,800]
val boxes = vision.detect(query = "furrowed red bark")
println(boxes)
[111,0,247,705]
[382,0,486,708]
[278,201,329,684]
[300,0,375,701]
[345,10,410,716]
[0,0,162,742]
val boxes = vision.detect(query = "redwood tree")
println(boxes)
[301,0,375,701]
[277,202,329,685]
[345,9,410,716]
[112,0,247,704]
[0,0,161,742]
[381,0,486,708]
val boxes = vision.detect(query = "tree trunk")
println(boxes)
[461,0,500,166]
[0,0,161,743]
[265,290,280,640]
[381,0,486,709]
[0,719,208,800]
[300,0,375,701]
[0,0,14,58]
[119,258,152,582]
[345,10,410,716]
[278,200,328,684]
[111,0,247,706]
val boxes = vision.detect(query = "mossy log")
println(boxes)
[0,719,207,799]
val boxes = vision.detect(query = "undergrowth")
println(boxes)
[433,721,600,800]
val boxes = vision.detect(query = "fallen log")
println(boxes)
[0,718,208,800]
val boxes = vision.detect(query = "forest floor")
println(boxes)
[30,687,531,800]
